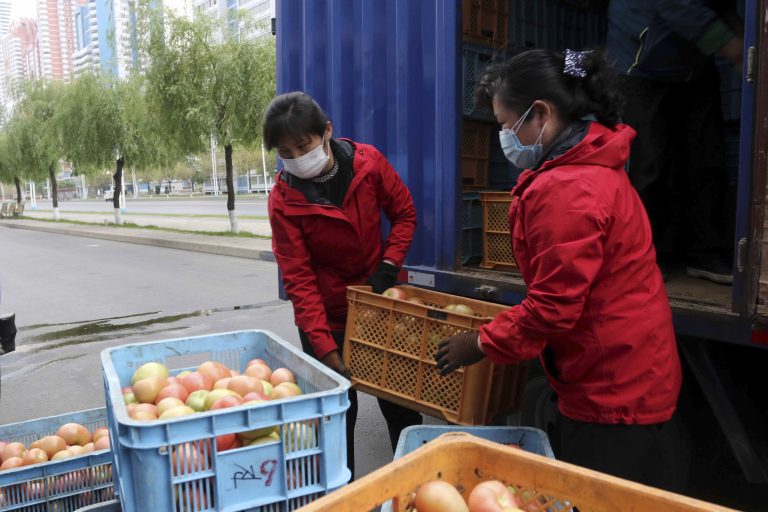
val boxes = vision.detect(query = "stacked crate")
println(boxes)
[459,0,608,268]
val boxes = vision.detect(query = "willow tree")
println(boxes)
[5,81,67,218]
[0,133,20,203]
[146,11,275,233]
[56,72,162,224]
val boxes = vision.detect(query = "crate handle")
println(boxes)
[426,310,448,321]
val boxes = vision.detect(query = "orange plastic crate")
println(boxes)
[461,120,492,188]
[462,0,510,48]
[343,285,526,425]
[297,433,738,512]
[480,190,518,270]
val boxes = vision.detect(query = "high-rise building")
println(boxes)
[192,0,274,42]
[37,0,78,81]
[1,18,40,105]
[0,1,11,37]
[73,0,151,79]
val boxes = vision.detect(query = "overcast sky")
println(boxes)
[10,0,37,21]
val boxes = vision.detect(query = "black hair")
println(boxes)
[263,91,329,151]
[476,49,624,128]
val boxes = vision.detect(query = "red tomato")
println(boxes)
[467,480,522,512]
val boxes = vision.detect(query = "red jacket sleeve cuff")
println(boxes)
[310,332,339,360]
[479,306,547,365]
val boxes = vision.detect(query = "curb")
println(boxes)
[1,221,276,263]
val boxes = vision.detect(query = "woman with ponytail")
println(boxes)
[436,49,686,489]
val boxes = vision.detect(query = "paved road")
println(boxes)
[19,198,273,236]
[0,228,420,479]
[24,197,269,216]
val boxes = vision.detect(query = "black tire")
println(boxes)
[518,373,561,455]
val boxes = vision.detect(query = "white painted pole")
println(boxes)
[261,142,269,196]
[0,182,4,200]
[210,133,219,196]
[132,167,138,198]
[46,178,51,200]
[81,174,87,199]
[29,182,37,208]
[120,171,126,210]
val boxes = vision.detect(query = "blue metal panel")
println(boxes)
[732,0,759,317]
[276,0,461,269]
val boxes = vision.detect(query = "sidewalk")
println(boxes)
[0,218,275,262]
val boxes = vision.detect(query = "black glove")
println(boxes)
[435,331,485,375]
[366,261,399,294]
[0,313,16,355]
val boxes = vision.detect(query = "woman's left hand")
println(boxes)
[435,332,485,375]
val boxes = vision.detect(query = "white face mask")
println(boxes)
[282,133,329,179]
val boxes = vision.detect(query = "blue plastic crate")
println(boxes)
[489,135,523,190]
[461,226,483,265]
[489,161,521,190]
[462,42,508,121]
[394,425,554,460]
[509,0,607,51]
[0,408,115,512]
[76,499,121,511]
[462,192,483,230]
[101,330,351,512]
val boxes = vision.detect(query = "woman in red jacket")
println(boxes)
[264,91,422,476]
[436,50,686,489]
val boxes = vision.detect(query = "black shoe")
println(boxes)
[0,313,16,355]
[686,262,733,285]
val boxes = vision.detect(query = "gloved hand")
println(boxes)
[366,260,399,294]
[435,331,485,375]
[320,349,350,379]
[0,313,16,355]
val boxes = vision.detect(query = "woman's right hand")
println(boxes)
[320,350,350,379]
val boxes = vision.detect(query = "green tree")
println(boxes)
[0,133,21,202]
[146,11,275,233]
[56,72,165,224]
[7,80,67,218]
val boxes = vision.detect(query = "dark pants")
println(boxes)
[0,313,16,355]
[298,329,422,477]
[620,64,730,265]
[559,415,689,493]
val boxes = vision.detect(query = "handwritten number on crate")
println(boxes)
[231,459,278,489]
[261,459,278,486]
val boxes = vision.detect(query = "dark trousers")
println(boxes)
[620,64,730,265]
[559,415,689,493]
[298,329,422,477]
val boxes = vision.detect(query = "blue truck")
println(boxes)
[275,0,768,497]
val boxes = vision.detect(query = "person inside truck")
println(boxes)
[436,49,687,490]
[606,0,744,284]
[263,91,422,477]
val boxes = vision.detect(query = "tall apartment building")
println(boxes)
[73,0,149,79]
[1,18,40,105]
[192,0,274,42]
[37,0,77,81]
[0,0,10,37]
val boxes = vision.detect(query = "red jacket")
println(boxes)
[269,139,416,359]
[479,122,682,425]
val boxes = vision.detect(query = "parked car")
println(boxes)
[104,189,114,202]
